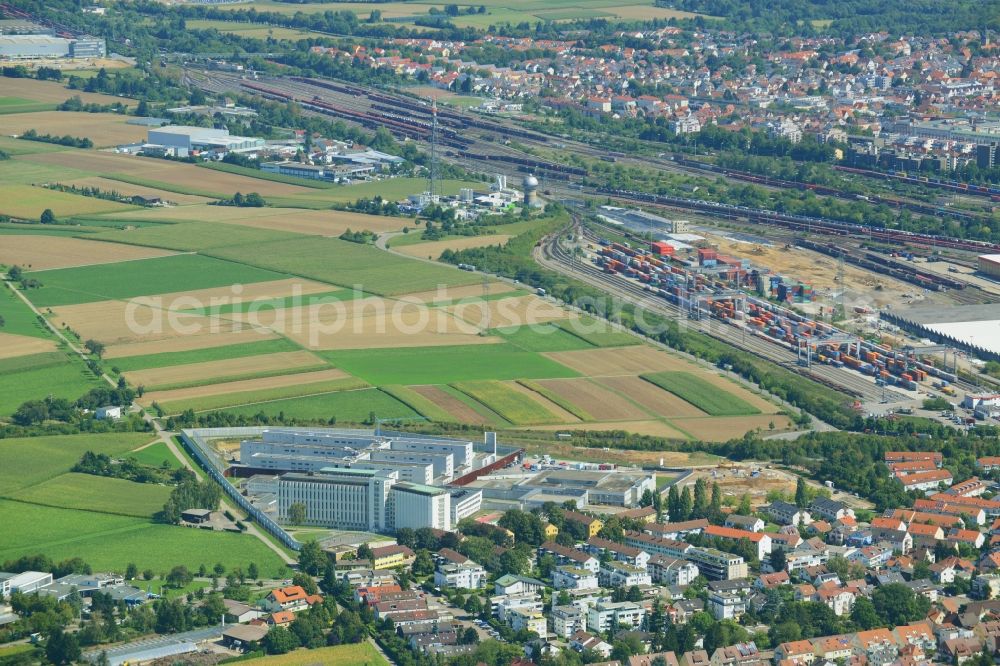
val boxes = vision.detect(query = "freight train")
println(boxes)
[601,188,1000,254]
[835,165,1000,202]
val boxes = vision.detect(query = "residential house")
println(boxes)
[724,515,765,532]
[766,501,811,526]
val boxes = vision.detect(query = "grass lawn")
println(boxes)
[0,222,105,236]
[129,441,182,468]
[493,323,595,352]
[0,500,288,575]
[25,253,289,306]
[452,380,561,425]
[87,221,304,252]
[0,644,38,659]
[322,343,579,385]
[0,357,103,416]
[204,236,479,296]
[641,371,760,416]
[240,643,388,665]
[0,433,153,494]
[112,337,302,372]
[0,283,50,338]
[208,387,418,423]
[12,472,172,518]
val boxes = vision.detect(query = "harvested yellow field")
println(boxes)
[51,279,333,345]
[447,294,575,329]
[281,307,503,350]
[672,414,793,441]
[25,151,316,197]
[104,328,280,359]
[544,345,690,376]
[0,184,135,219]
[395,235,513,260]
[0,111,149,147]
[0,235,175,271]
[596,375,706,418]
[528,419,690,439]
[533,378,650,421]
[139,368,350,407]
[0,77,134,106]
[0,332,57,359]
[51,299,240,346]
[123,350,327,389]
[63,177,212,205]
[402,282,515,303]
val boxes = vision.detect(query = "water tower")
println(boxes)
[522,174,540,208]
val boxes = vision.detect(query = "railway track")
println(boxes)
[535,221,900,404]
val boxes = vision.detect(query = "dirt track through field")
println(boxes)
[0,235,175,271]
[533,378,650,421]
[527,419,689,439]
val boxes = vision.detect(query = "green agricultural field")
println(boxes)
[128,441,182,468]
[204,236,479,296]
[13,473,172,518]
[25,253,288,307]
[87,221,304,252]
[0,500,288,575]
[452,380,561,425]
[0,351,65,376]
[0,357,102,415]
[0,283,50,337]
[641,372,760,416]
[0,135,69,155]
[0,432,153,494]
[493,323,595,352]
[179,289,352,317]
[554,315,640,347]
[208,387,419,422]
[0,223,105,236]
[380,385,454,422]
[0,97,56,115]
[0,158,91,186]
[0,183,136,220]
[158,376,369,415]
[112,337,302,372]
[322,343,579,385]
[240,642,388,666]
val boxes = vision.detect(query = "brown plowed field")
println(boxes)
[410,385,493,424]
[533,378,650,421]
[596,375,706,418]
